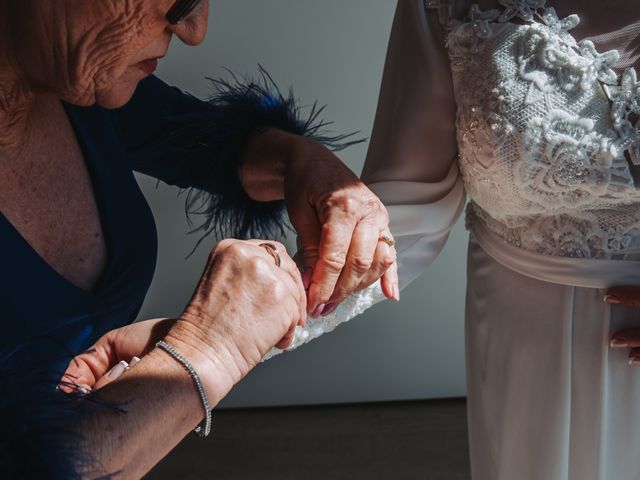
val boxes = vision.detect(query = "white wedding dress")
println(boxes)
[268,1,640,478]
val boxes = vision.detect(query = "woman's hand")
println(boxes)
[605,287,640,365]
[62,239,306,399]
[163,238,306,398]
[60,318,174,393]
[241,129,399,317]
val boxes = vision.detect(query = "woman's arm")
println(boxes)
[57,238,308,478]
[362,0,465,288]
[77,343,228,479]
[115,74,399,312]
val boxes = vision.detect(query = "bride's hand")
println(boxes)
[605,287,640,365]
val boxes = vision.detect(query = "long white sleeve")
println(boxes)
[264,0,465,360]
[362,0,465,289]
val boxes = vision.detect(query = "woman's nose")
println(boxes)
[167,3,209,46]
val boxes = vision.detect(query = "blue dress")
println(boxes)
[0,73,354,479]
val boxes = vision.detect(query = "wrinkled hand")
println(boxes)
[61,239,306,397]
[165,238,306,392]
[605,287,640,365]
[60,318,174,394]
[285,137,399,317]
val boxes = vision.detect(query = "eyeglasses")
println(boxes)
[166,0,202,25]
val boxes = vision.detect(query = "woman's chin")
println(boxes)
[94,80,141,110]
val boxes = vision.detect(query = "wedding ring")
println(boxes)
[378,235,396,247]
[259,242,282,268]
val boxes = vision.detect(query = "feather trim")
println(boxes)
[166,66,363,251]
[0,340,121,479]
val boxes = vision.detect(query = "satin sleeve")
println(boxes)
[362,0,466,288]
[263,0,465,360]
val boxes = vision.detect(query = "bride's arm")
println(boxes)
[264,0,464,359]
[362,0,464,288]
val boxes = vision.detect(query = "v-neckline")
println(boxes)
[0,102,115,301]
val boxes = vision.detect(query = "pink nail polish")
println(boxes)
[311,303,326,318]
[604,295,622,304]
[611,339,629,348]
[321,303,338,317]
[108,360,129,379]
[393,285,400,302]
[130,356,141,367]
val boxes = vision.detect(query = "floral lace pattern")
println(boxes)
[446,0,640,259]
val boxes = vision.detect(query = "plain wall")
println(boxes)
[136,0,469,408]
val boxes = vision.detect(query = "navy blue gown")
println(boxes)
[0,74,352,479]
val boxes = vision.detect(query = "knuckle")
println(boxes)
[379,253,396,270]
[248,256,273,277]
[320,252,348,274]
[224,241,249,259]
[325,194,359,217]
[350,255,373,275]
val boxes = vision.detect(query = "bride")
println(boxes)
[357,0,640,479]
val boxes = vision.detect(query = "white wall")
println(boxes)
[136,0,469,408]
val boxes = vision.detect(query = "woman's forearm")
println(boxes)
[239,128,304,202]
[78,347,229,479]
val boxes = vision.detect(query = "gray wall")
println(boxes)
[136,0,469,408]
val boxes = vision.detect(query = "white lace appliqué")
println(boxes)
[263,281,386,361]
[448,0,640,259]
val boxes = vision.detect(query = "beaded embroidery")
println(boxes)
[441,0,640,259]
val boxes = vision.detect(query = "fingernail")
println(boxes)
[302,269,313,290]
[321,303,338,317]
[629,357,640,366]
[129,356,141,367]
[311,303,326,318]
[76,385,92,395]
[393,285,400,302]
[611,338,629,348]
[108,360,129,379]
[604,295,622,304]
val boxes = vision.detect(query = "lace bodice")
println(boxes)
[441,0,640,259]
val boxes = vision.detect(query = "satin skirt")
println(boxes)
[466,233,640,480]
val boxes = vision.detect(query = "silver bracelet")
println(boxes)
[156,340,212,438]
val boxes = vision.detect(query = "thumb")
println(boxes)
[294,216,322,279]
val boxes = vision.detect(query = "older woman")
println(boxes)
[0,0,398,478]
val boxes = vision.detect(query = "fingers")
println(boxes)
[60,340,114,393]
[246,239,307,327]
[380,259,400,302]
[604,287,640,308]
[327,219,378,305]
[352,231,398,301]
[610,329,640,366]
[61,352,142,394]
[308,215,358,315]
[630,348,640,366]
[611,329,640,348]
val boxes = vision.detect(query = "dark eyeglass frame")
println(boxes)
[166,0,202,25]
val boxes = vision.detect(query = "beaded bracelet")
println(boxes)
[156,340,212,438]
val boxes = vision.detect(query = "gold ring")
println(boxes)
[259,242,282,268]
[378,235,396,248]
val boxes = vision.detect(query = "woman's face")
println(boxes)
[10,0,209,108]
